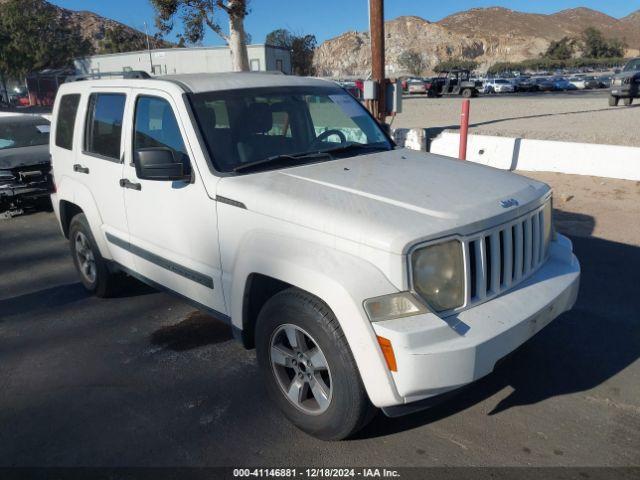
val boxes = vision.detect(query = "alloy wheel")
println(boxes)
[269,324,333,415]
[74,231,96,284]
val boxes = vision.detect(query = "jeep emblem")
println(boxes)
[500,198,519,208]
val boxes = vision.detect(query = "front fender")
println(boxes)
[228,232,404,407]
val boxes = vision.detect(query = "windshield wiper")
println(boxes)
[317,142,390,156]
[233,151,331,173]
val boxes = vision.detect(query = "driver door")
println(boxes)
[122,90,226,314]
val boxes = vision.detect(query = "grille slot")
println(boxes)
[466,205,548,307]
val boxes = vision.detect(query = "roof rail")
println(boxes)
[67,70,152,82]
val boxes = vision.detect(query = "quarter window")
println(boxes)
[133,96,189,172]
[55,94,81,150]
[85,93,126,160]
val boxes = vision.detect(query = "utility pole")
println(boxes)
[144,21,154,74]
[368,0,386,123]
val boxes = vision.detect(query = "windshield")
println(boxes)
[189,86,391,173]
[623,59,640,72]
[0,119,50,150]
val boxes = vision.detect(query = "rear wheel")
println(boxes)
[69,213,122,297]
[609,95,619,107]
[255,288,375,440]
[623,97,633,106]
[461,88,473,98]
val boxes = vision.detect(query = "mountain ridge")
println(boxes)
[314,6,640,76]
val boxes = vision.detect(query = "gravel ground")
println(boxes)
[1,172,639,468]
[394,91,640,147]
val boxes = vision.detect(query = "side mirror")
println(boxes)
[134,148,189,181]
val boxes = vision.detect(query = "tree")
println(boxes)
[434,58,478,73]
[582,27,626,58]
[397,50,425,76]
[0,0,93,79]
[99,25,147,54]
[265,29,317,76]
[543,37,575,60]
[150,0,250,71]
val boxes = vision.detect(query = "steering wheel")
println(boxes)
[309,129,347,150]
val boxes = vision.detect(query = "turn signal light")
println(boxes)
[377,336,397,372]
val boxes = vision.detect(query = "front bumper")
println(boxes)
[372,234,580,411]
[611,84,639,97]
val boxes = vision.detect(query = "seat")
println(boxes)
[236,103,274,163]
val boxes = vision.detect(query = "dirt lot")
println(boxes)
[1,172,639,468]
[395,91,640,147]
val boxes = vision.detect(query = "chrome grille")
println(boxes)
[464,204,549,307]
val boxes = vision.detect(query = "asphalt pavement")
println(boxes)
[1,210,639,467]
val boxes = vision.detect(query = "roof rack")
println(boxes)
[67,70,152,82]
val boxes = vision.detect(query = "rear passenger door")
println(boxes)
[122,90,225,314]
[77,89,133,266]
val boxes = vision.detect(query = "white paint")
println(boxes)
[422,131,640,181]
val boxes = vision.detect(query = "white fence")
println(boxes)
[393,128,640,181]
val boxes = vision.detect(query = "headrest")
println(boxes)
[246,103,272,134]
[199,105,217,132]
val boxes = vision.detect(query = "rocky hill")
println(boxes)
[314,7,640,77]
[0,0,168,54]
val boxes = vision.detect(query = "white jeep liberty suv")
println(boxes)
[50,72,580,440]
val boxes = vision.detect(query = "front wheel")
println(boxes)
[609,95,619,107]
[69,213,122,297]
[461,88,473,98]
[255,288,375,440]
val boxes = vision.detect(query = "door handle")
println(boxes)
[119,179,142,191]
[73,164,90,174]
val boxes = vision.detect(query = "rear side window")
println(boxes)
[85,93,126,160]
[55,94,81,150]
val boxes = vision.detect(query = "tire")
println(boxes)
[623,97,633,106]
[255,288,375,441]
[68,213,121,297]
[461,88,473,98]
[609,95,619,107]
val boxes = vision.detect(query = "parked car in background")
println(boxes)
[338,81,361,99]
[568,76,588,89]
[551,77,577,91]
[512,77,536,92]
[50,72,579,440]
[432,70,480,97]
[407,78,427,95]
[483,79,515,94]
[610,57,640,106]
[0,115,52,216]
[582,76,602,89]
[597,76,612,88]
[531,77,555,92]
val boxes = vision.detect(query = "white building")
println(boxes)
[74,44,292,77]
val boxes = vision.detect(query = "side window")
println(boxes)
[133,96,190,172]
[55,94,81,150]
[85,93,126,160]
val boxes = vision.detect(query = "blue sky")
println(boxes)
[50,0,639,46]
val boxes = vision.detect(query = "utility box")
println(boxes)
[363,80,378,100]
[386,79,402,114]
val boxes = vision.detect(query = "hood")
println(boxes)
[217,149,550,254]
[0,144,50,170]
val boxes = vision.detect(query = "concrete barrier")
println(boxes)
[394,129,640,181]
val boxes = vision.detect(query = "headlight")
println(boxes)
[411,240,465,312]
